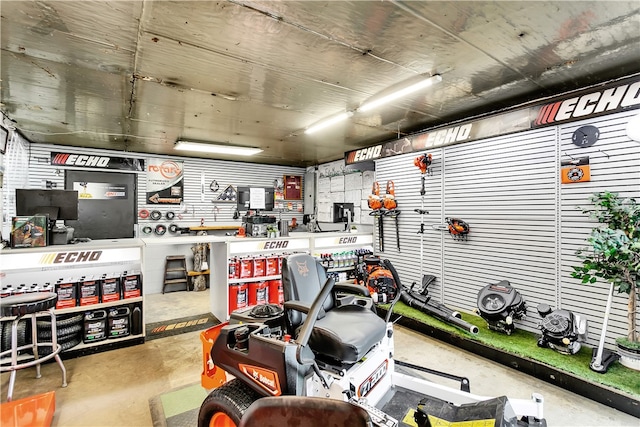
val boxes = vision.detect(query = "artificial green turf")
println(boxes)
[387,302,640,397]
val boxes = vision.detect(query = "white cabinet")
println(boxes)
[0,240,145,356]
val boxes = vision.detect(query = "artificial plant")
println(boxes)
[571,191,640,346]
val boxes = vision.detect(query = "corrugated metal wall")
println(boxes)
[21,144,305,236]
[559,111,640,348]
[374,110,640,346]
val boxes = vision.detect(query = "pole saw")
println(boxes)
[413,153,432,287]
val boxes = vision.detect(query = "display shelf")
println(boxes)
[0,240,145,357]
[189,225,238,231]
[326,266,356,273]
[229,275,281,284]
[70,334,144,351]
[187,270,210,276]
[209,232,373,320]
[0,333,145,366]
[54,297,143,316]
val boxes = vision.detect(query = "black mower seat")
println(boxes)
[282,253,386,363]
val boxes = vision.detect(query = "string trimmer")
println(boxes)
[413,153,432,285]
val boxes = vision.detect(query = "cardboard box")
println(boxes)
[10,215,48,248]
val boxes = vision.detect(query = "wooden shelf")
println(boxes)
[188,270,210,276]
[54,297,143,316]
[229,275,281,284]
[189,225,239,231]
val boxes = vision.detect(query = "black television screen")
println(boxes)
[333,203,354,223]
[16,189,79,220]
[237,186,274,212]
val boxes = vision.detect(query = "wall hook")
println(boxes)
[598,149,610,159]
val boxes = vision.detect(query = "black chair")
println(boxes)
[281,253,386,364]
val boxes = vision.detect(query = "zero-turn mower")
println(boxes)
[198,253,546,427]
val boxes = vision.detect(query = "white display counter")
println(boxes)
[141,231,373,320]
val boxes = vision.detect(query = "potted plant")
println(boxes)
[571,191,640,369]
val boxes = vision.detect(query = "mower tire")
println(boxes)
[198,379,261,427]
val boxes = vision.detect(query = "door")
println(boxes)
[65,170,136,239]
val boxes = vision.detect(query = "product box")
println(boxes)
[253,257,266,277]
[10,215,48,248]
[239,258,253,278]
[248,281,269,306]
[79,276,101,306]
[122,271,142,299]
[229,283,249,312]
[55,280,78,309]
[265,256,280,276]
[269,279,284,305]
[101,274,122,303]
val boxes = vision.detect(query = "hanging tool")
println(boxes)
[445,217,470,241]
[383,181,401,251]
[413,153,432,286]
[368,181,385,252]
[385,210,401,251]
[201,171,206,202]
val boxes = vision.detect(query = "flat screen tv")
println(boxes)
[333,203,354,223]
[236,186,274,212]
[15,189,79,220]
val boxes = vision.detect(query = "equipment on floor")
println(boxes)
[590,282,620,373]
[536,303,588,355]
[400,274,479,335]
[476,281,527,335]
[197,253,546,427]
[413,153,432,287]
[356,255,399,304]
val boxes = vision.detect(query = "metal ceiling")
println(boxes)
[1,1,639,166]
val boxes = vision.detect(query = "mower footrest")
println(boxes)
[350,397,398,427]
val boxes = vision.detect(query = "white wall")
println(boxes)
[371,109,640,348]
[4,143,305,239]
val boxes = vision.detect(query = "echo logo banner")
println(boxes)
[535,81,640,125]
[50,152,144,171]
[40,251,103,264]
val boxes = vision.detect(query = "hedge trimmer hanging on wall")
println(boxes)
[368,180,402,252]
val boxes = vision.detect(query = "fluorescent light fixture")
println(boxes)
[174,141,262,156]
[358,74,442,113]
[304,111,353,135]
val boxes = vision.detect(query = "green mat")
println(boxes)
[150,383,206,427]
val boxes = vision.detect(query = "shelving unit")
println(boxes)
[209,232,374,320]
[0,239,145,357]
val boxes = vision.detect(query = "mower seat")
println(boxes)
[282,253,386,363]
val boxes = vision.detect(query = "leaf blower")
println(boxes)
[357,255,399,304]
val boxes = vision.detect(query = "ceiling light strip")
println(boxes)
[174,141,262,156]
[358,74,442,113]
[304,111,353,134]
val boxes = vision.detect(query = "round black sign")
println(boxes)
[572,125,599,148]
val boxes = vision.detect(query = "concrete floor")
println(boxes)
[1,291,638,426]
